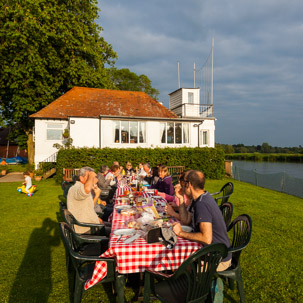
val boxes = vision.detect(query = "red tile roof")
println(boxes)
[30,87,177,119]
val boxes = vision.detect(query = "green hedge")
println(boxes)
[55,147,225,182]
[225,153,303,162]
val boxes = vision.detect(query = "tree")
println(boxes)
[0,0,117,163]
[108,68,159,99]
[225,145,235,154]
[260,142,272,153]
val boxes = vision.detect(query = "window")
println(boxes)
[114,121,146,144]
[175,123,182,144]
[167,123,174,144]
[160,123,166,143]
[202,130,208,145]
[183,123,189,143]
[188,92,194,104]
[47,123,64,140]
[160,122,189,144]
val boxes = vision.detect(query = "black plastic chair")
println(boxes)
[59,222,125,303]
[61,180,74,199]
[217,214,252,303]
[63,209,105,235]
[210,182,234,206]
[143,243,228,303]
[219,202,233,228]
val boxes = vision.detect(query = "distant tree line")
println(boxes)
[216,142,303,154]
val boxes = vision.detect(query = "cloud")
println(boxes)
[97,0,303,146]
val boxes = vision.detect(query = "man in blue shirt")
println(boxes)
[173,170,231,270]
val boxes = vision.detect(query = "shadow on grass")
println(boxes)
[9,218,60,303]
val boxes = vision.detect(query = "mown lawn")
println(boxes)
[0,177,302,302]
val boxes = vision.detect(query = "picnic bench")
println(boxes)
[167,166,185,175]
[62,168,80,182]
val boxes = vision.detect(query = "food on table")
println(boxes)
[121,208,137,216]
[126,220,142,229]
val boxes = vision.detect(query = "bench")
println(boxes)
[62,168,80,182]
[167,166,185,175]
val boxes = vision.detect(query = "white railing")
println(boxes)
[171,103,213,118]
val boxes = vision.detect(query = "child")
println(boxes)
[23,171,33,196]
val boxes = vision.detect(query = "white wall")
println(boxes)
[34,117,215,167]
[34,119,68,165]
[70,118,100,148]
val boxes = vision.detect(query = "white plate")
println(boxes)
[115,205,132,210]
[181,225,193,232]
[113,228,136,236]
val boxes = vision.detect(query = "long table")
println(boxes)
[84,185,202,290]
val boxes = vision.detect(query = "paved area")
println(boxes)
[0,172,24,183]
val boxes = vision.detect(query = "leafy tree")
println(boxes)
[225,145,234,154]
[0,0,117,163]
[108,68,159,99]
[260,142,272,153]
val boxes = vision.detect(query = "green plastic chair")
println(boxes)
[63,209,105,235]
[217,214,252,303]
[59,222,125,303]
[143,243,228,303]
[219,202,233,228]
[210,182,234,206]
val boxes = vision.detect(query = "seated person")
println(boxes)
[172,169,232,271]
[113,161,125,176]
[151,165,174,196]
[150,166,159,186]
[105,164,121,187]
[125,162,135,175]
[141,162,152,184]
[67,166,106,234]
[136,162,145,177]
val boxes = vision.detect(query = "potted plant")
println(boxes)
[34,169,43,181]
[62,128,69,139]
[0,164,8,176]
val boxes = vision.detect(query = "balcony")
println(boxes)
[170,103,213,118]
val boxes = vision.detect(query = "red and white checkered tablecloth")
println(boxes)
[84,185,202,290]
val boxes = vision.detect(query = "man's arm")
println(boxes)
[84,171,96,194]
[173,222,213,245]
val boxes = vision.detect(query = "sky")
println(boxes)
[97,0,303,147]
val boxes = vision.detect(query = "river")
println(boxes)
[232,160,303,179]
[231,160,303,198]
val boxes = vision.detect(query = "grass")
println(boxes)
[0,177,302,302]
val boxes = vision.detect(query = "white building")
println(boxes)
[30,86,215,166]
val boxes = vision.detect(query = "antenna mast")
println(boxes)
[178,61,180,88]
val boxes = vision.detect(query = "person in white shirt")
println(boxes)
[23,171,33,196]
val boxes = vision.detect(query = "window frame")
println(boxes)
[160,122,189,145]
[114,120,146,144]
[46,123,64,141]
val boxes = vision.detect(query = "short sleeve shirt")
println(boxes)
[189,191,231,261]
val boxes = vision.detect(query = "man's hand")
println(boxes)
[172,222,182,236]
[174,184,184,204]
[99,200,107,206]
[165,203,176,217]
[99,218,104,224]
[93,184,101,197]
